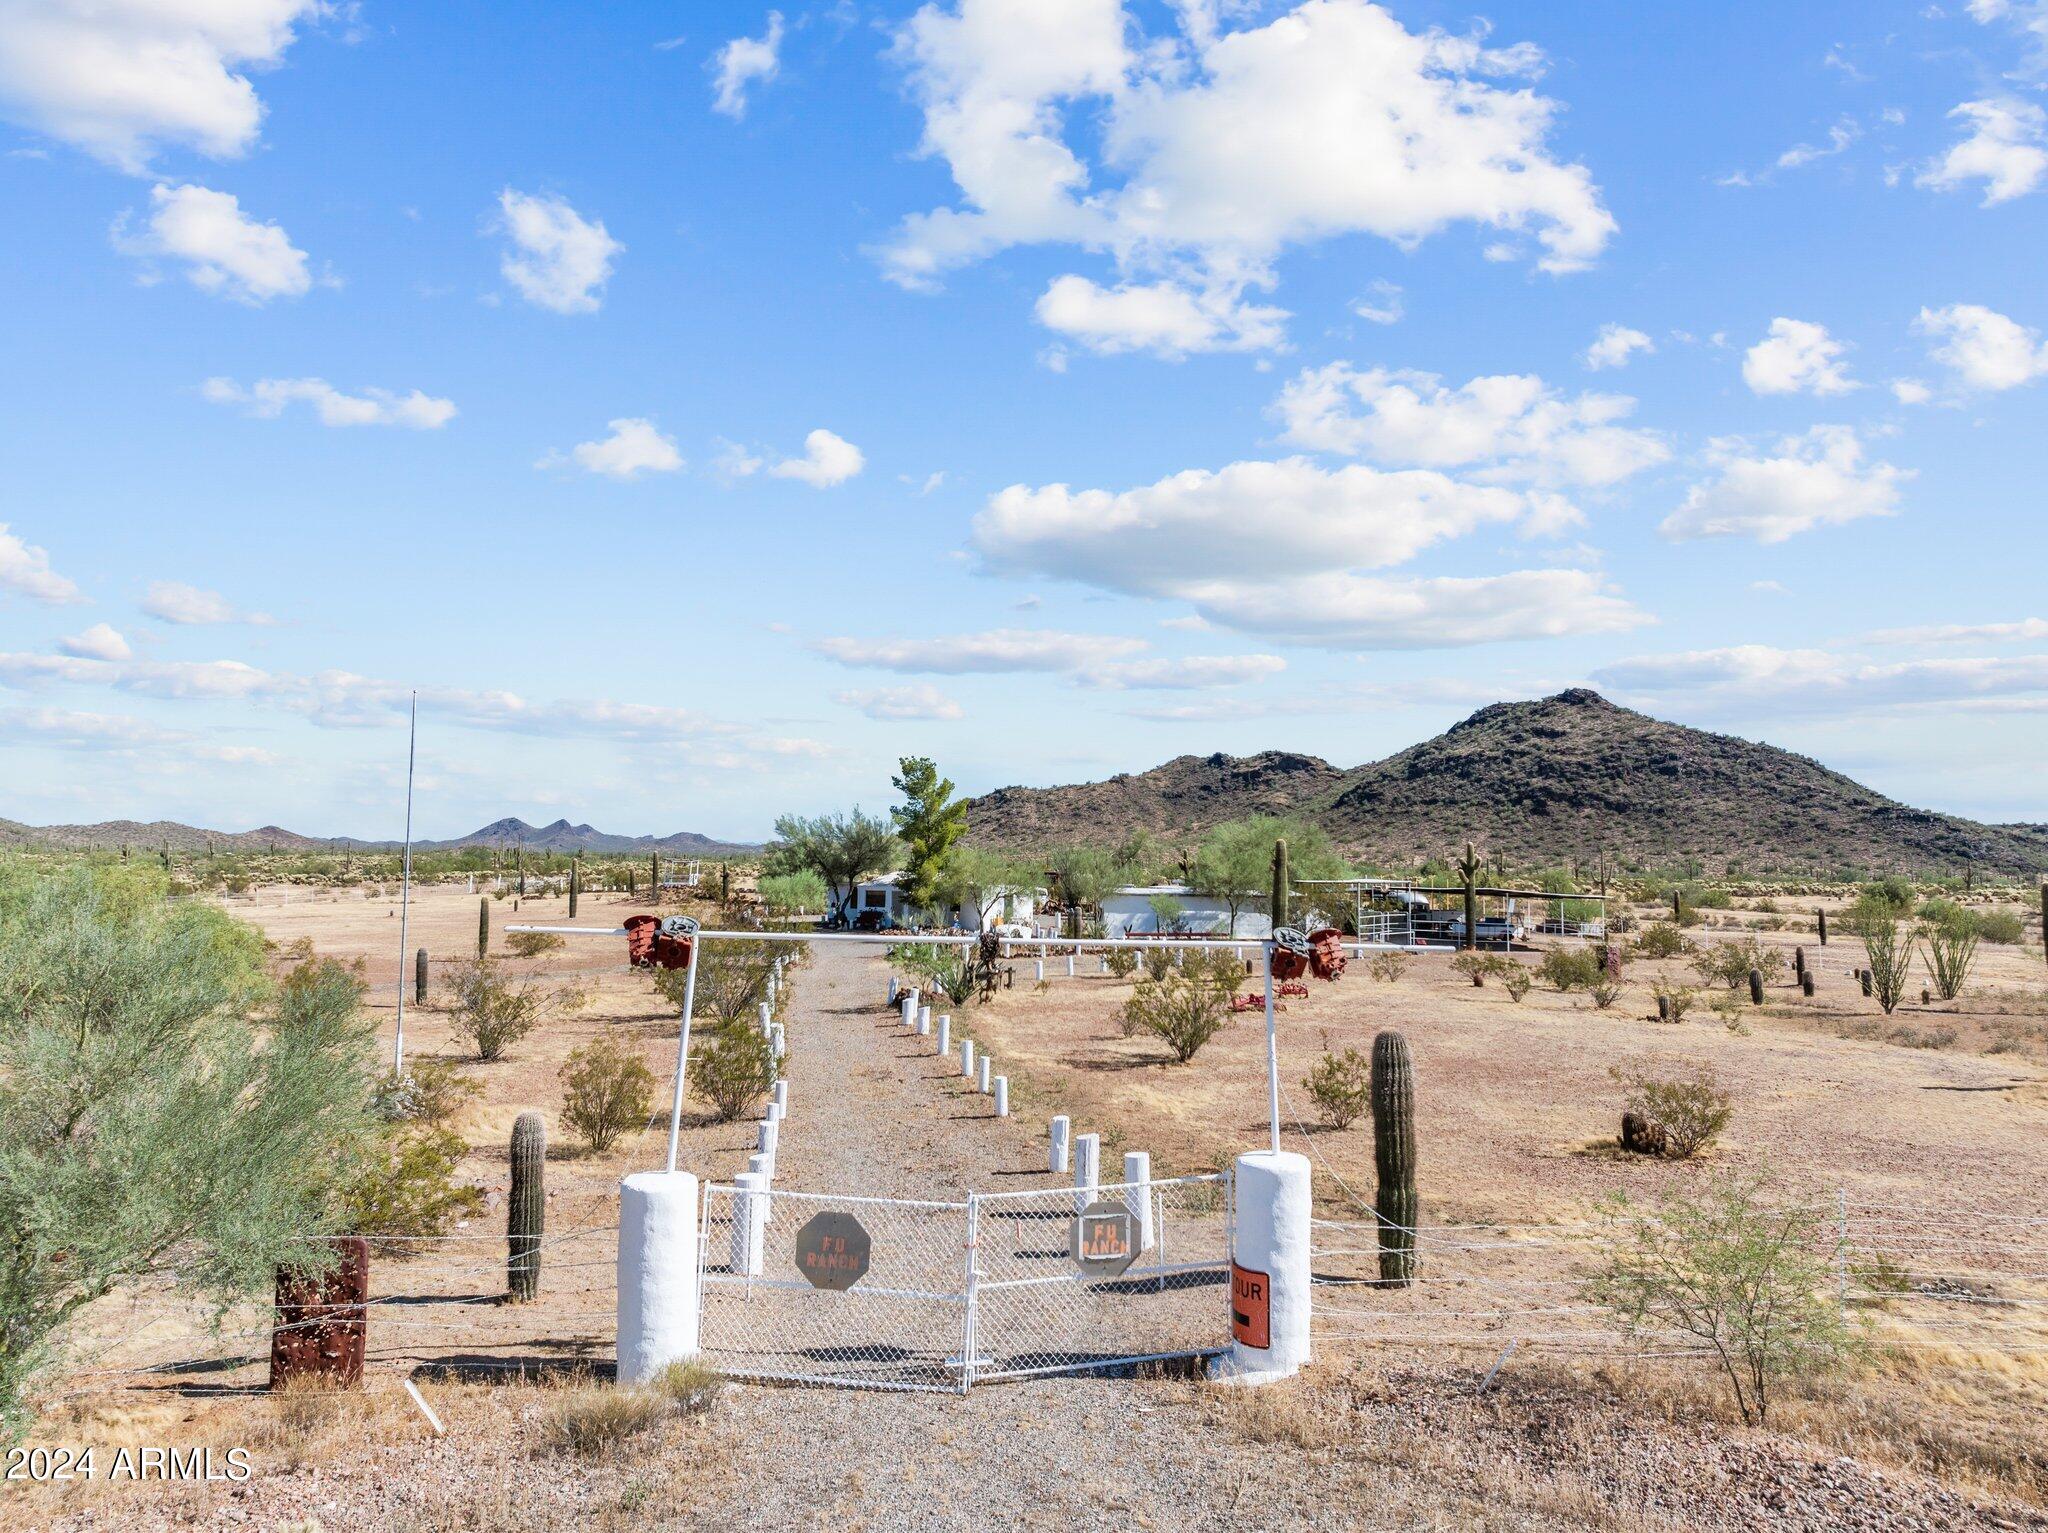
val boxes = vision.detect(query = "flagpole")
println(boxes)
[394,691,417,1074]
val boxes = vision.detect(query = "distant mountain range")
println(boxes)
[963,689,2048,878]
[0,815,761,859]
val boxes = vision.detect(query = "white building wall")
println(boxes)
[1099,886,1272,939]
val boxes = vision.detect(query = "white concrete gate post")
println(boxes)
[1210,1151,1312,1385]
[616,1171,700,1385]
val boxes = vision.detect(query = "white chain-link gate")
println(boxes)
[698,1172,1231,1393]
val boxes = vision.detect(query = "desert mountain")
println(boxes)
[963,690,2048,877]
[0,814,760,858]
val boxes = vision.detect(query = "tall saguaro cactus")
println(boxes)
[508,1112,545,1302]
[1371,1030,1418,1288]
[1457,842,1482,952]
[478,897,490,959]
[568,857,579,918]
[414,947,427,1006]
[1270,838,1290,932]
[651,851,660,894]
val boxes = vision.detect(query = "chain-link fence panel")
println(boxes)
[967,1173,1232,1383]
[698,1184,973,1393]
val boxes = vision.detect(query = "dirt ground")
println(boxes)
[16,883,2048,1531]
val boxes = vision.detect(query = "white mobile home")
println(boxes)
[1098,883,1273,940]
[830,872,1040,931]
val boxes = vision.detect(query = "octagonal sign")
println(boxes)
[1071,1199,1139,1279]
[794,1211,871,1292]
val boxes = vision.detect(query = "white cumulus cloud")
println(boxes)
[767,429,865,487]
[880,0,1614,352]
[58,623,131,660]
[1034,274,1287,358]
[1916,98,2048,205]
[543,418,684,480]
[495,189,621,314]
[1594,644,2048,719]
[1583,323,1654,371]
[114,182,312,303]
[0,0,322,172]
[1271,366,1668,489]
[1661,427,1907,544]
[710,11,785,118]
[1914,303,2048,391]
[1742,318,1857,396]
[0,524,82,604]
[202,377,457,429]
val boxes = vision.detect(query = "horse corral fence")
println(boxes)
[698,1173,1233,1393]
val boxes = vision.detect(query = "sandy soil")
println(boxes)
[17,884,2048,1531]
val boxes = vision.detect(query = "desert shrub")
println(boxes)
[0,870,380,1437]
[1303,1047,1370,1129]
[1583,1172,1861,1426]
[756,870,827,914]
[1846,897,1916,1016]
[1590,977,1623,1010]
[1450,952,1492,985]
[1690,936,1785,990]
[1122,965,1235,1063]
[1632,922,1689,960]
[657,937,783,1027]
[1975,909,2024,945]
[895,942,975,1005]
[1690,886,1734,910]
[369,1057,480,1127]
[338,1124,485,1251]
[561,1036,657,1153]
[444,959,548,1060]
[651,1359,722,1414]
[1611,1061,1731,1159]
[1539,947,1603,993]
[1860,876,1916,917]
[1142,945,1175,982]
[1921,911,1980,1002]
[689,1022,776,1122]
[504,930,564,959]
[1368,951,1410,983]
[1889,1024,1958,1050]
[1104,946,1139,978]
[1499,964,1532,1002]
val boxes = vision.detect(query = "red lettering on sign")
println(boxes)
[1230,1263,1270,1350]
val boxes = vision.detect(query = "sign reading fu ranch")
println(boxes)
[794,1211,872,1291]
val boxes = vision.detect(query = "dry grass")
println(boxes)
[539,1378,671,1456]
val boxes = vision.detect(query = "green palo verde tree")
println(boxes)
[0,865,382,1438]
[891,757,968,918]
[1193,817,1347,938]
[767,808,899,923]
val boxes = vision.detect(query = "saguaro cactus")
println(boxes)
[414,947,427,1006]
[1801,969,1816,997]
[508,1112,545,1302]
[478,897,490,959]
[1270,838,1290,931]
[1817,909,1829,947]
[1748,968,1764,1005]
[651,851,660,893]
[1457,842,1482,953]
[1793,946,1806,980]
[568,858,579,919]
[1371,1030,1417,1288]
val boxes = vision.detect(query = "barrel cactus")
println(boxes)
[508,1111,545,1301]
[1748,968,1764,1005]
[1801,969,1816,998]
[1371,1030,1417,1288]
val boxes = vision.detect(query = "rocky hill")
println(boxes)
[963,690,2048,877]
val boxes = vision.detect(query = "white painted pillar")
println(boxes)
[1034,960,1045,982]
[747,1152,775,1223]
[1210,1150,1313,1386]
[935,1014,950,1056]
[978,1057,992,1093]
[1100,956,1110,974]
[769,1023,785,1061]
[730,1171,768,1277]
[1073,1133,1101,1214]
[916,1009,930,1037]
[1123,1152,1154,1251]
[994,1076,1009,1117]
[616,1171,700,1384]
[771,1080,788,1114]
[1049,1115,1070,1173]
[960,1038,975,1078]
[765,1100,783,1127]
[756,1118,779,1176]
[1066,954,1076,977]
[888,975,899,1005]
[900,996,914,1028]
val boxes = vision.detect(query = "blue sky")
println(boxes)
[1,0,2045,842]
